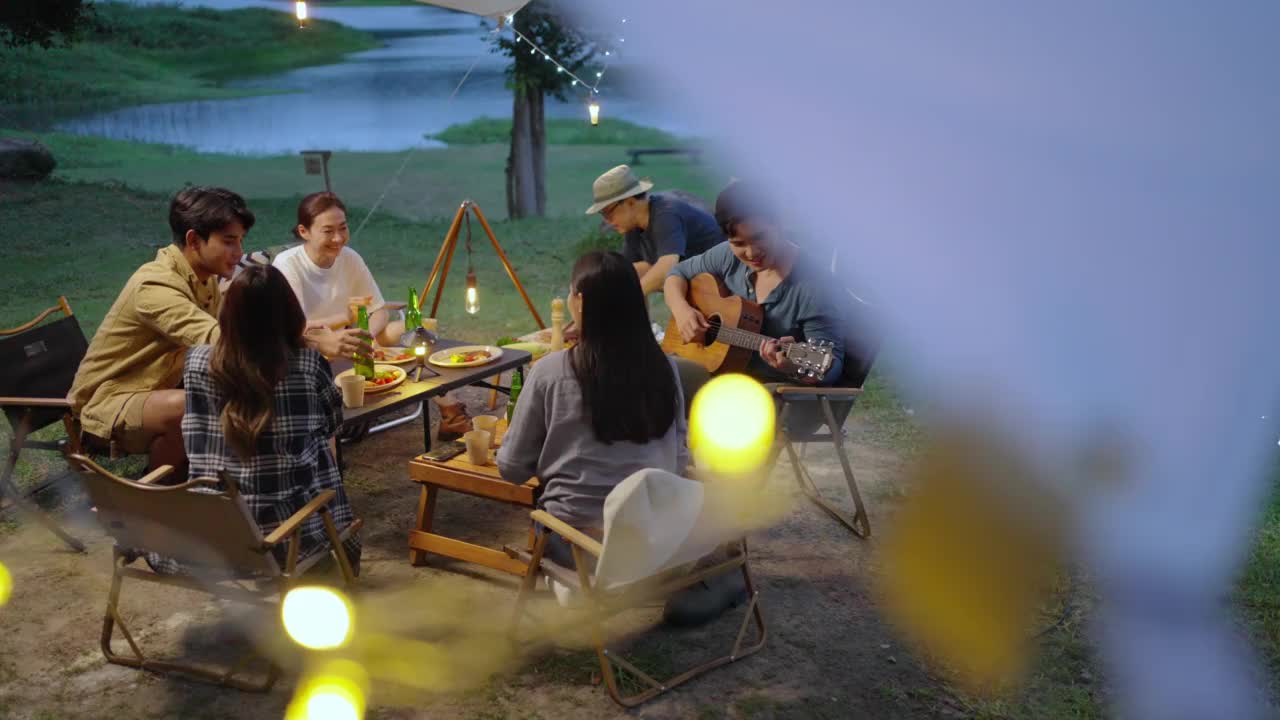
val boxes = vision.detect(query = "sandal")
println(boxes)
[437,401,472,441]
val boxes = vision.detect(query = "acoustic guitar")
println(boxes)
[661,273,835,378]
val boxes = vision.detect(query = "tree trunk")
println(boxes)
[506,87,546,219]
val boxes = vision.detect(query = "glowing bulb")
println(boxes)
[286,660,368,720]
[595,71,603,78]
[0,561,11,607]
[530,47,537,55]
[281,586,353,650]
[604,51,611,56]
[588,100,601,126]
[572,79,578,86]
[556,66,563,73]
[465,270,479,315]
[295,1,307,22]
[688,374,775,476]
[415,345,426,357]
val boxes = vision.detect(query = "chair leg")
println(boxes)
[779,400,870,539]
[595,552,770,708]
[510,529,550,636]
[99,551,280,691]
[320,508,357,587]
[101,553,145,668]
[3,414,85,552]
[822,397,870,538]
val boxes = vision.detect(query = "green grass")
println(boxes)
[0,128,727,221]
[430,117,685,147]
[0,3,378,120]
[1237,467,1280,691]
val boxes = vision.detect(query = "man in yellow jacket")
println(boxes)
[68,186,368,472]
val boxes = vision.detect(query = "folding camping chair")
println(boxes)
[67,453,362,692]
[0,297,90,551]
[771,288,880,538]
[506,469,767,708]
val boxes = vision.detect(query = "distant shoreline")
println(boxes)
[0,3,380,128]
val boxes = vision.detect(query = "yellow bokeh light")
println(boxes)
[689,374,776,475]
[0,561,12,607]
[286,660,367,720]
[282,586,353,650]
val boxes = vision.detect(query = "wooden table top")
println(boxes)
[332,338,530,424]
[407,418,539,504]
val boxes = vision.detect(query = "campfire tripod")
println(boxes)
[419,200,546,330]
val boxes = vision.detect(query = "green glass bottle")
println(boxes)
[506,367,523,423]
[354,304,375,379]
[405,286,422,331]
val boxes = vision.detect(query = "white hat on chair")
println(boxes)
[594,468,724,591]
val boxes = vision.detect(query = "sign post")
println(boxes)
[300,150,332,193]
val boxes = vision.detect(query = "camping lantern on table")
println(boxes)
[399,327,441,382]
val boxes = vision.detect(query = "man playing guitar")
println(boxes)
[663,182,846,388]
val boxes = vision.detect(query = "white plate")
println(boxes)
[371,346,419,366]
[333,364,407,393]
[427,345,503,368]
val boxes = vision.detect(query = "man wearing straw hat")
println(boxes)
[586,165,725,297]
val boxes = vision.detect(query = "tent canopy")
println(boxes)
[411,0,531,20]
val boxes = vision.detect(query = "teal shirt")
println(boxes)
[669,243,845,384]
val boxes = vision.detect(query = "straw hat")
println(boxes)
[594,468,724,590]
[584,165,654,215]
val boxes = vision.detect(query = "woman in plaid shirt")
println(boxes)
[150,264,360,574]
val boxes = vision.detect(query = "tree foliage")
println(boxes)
[0,0,93,49]
[491,1,598,102]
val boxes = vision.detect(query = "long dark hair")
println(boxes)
[210,265,307,458]
[568,251,677,444]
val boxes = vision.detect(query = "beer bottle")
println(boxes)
[406,286,422,331]
[354,304,375,379]
[506,367,523,423]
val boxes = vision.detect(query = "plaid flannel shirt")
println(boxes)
[147,345,359,575]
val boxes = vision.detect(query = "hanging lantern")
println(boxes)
[588,97,601,126]
[295,1,308,27]
[465,270,480,314]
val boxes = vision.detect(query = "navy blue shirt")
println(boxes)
[670,243,845,385]
[622,192,725,265]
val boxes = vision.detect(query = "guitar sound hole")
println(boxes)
[703,316,722,346]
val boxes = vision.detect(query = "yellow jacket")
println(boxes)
[69,245,222,439]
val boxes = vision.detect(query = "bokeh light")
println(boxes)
[689,373,775,475]
[282,586,353,650]
[286,660,367,720]
[0,561,11,607]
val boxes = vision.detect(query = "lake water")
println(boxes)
[55,0,697,155]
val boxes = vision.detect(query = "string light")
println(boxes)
[504,18,627,124]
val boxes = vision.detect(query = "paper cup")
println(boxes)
[463,430,492,465]
[338,374,365,408]
[421,317,439,332]
[472,415,498,446]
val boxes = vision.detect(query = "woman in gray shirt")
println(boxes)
[497,251,689,548]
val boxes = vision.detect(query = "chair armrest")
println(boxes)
[262,489,337,547]
[774,386,863,397]
[0,396,72,409]
[530,509,603,558]
[136,465,176,485]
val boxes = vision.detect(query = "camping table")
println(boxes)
[331,338,530,454]
[407,418,540,576]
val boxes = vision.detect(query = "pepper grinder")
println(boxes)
[550,297,565,351]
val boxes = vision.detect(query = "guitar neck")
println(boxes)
[714,324,776,351]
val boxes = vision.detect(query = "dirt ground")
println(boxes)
[0,388,971,720]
